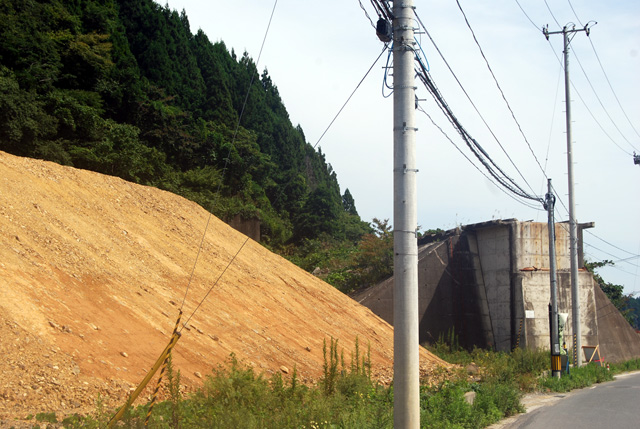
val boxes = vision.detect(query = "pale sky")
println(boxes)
[163,0,640,294]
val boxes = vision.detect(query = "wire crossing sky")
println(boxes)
[165,0,640,294]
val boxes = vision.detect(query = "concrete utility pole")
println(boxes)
[545,179,561,378]
[543,24,591,367]
[392,0,420,427]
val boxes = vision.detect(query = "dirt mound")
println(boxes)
[0,151,448,420]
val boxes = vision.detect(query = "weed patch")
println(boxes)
[60,338,640,428]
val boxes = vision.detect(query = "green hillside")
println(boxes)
[0,0,371,252]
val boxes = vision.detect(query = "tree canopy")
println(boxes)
[0,0,371,250]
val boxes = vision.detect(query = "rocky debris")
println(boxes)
[466,362,479,375]
[464,391,476,405]
[0,318,157,421]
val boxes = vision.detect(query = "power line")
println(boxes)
[585,36,640,145]
[414,10,541,202]
[583,243,640,277]
[542,2,639,156]
[455,0,547,186]
[567,0,640,145]
[585,229,640,257]
[313,43,389,149]
[542,65,563,182]
[418,105,542,211]
[518,0,639,154]
[180,0,279,313]
[541,33,636,159]
[514,0,539,30]
[415,59,543,204]
[571,47,635,155]
[180,237,250,334]
[358,0,376,29]
[544,0,562,28]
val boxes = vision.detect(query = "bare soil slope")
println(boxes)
[0,151,448,420]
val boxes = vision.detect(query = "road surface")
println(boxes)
[492,371,640,429]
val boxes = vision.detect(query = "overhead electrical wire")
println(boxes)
[313,43,389,149]
[544,0,562,28]
[418,105,542,211]
[584,37,640,144]
[414,58,543,205]
[518,0,639,156]
[412,10,543,205]
[514,0,539,30]
[180,0,279,321]
[542,66,563,182]
[454,0,547,182]
[358,0,376,30]
[543,42,634,156]
[413,10,542,203]
[370,0,393,22]
[585,229,640,258]
[571,48,636,155]
[567,0,640,148]
[583,243,639,277]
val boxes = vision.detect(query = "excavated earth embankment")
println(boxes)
[0,151,449,421]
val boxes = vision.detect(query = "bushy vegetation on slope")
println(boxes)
[0,0,370,251]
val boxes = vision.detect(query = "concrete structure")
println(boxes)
[352,219,640,362]
[228,214,260,242]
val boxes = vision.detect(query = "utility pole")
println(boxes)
[393,0,420,427]
[543,23,591,367]
[544,179,561,378]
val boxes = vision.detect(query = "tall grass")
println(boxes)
[51,336,640,428]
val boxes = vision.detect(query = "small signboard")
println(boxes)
[525,310,535,319]
[582,345,604,366]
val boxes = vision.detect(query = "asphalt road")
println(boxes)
[493,371,640,429]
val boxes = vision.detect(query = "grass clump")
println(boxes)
[538,362,614,392]
[56,332,640,428]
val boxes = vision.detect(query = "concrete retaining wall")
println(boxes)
[352,219,640,361]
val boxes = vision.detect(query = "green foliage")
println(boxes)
[0,0,371,254]
[419,375,523,429]
[625,296,640,329]
[322,337,340,396]
[34,412,58,423]
[287,217,392,293]
[342,188,358,216]
[585,259,635,325]
[30,342,640,429]
[609,357,640,372]
[538,362,614,392]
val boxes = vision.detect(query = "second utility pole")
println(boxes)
[393,0,420,427]
[545,179,561,378]
[543,23,591,367]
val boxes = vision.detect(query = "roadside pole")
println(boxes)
[393,0,420,427]
[543,24,591,366]
[545,179,561,378]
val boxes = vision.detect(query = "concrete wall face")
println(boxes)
[475,226,512,351]
[514,222,571,270]
[353,219,640,361]
[519,271,598,352]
